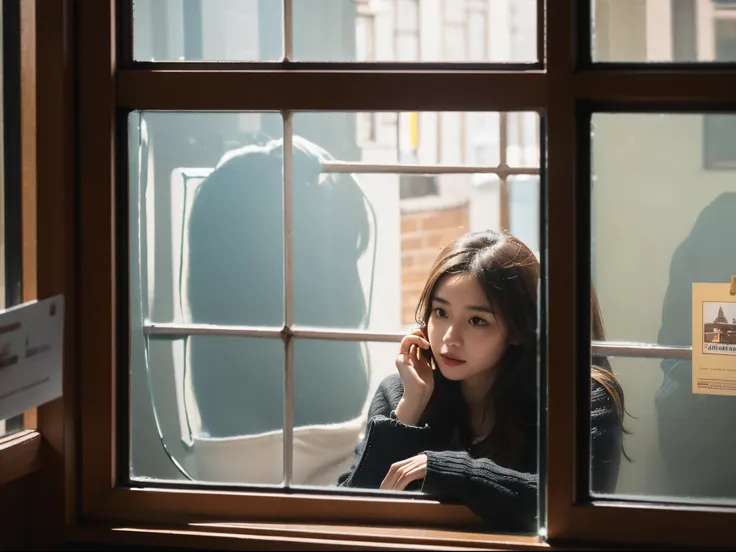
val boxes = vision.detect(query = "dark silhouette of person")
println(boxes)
[655,191,736,499]
[187,135,371,438]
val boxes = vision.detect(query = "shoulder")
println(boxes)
[590,359,621,413]
[589,372,624,492]
[364,373,405,419]
[591,377,616,409]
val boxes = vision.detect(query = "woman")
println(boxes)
[338,230,624,532]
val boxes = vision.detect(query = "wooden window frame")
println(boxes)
[34,0,736,548]
[0,0,39,486]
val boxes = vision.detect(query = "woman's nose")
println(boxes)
[443,324,461,347]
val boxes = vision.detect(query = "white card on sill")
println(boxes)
[0,294,64,420]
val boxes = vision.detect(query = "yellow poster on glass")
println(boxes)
[692,278,736,395]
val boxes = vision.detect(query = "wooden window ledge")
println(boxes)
[65,521,698,550]
[0,429,41,486]
[66,521,550,551]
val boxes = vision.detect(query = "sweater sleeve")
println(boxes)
[422,451,538,533]
[338,374,437,489]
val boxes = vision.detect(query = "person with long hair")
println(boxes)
[339,230,624,532]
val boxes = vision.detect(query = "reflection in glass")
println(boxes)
[132,0,536,63]
[591,113,736,503]
[594,0,736,62]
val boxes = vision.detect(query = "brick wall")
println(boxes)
[400,203,469,325]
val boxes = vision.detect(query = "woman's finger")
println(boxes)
[380,464,400,490]
[393,464,424,491]
[399,334,430,354]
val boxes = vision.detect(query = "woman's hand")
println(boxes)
[394,328,433,426]
[380,454,428,491]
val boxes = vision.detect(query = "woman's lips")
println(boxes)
[440,354,466,367]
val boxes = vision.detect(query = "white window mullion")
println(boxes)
[142,322,693,361]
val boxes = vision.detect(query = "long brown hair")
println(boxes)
[591,284,631,463]
[415,230,539,469]
[591,284,625,423]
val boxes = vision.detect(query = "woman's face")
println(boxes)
[426,273,511,382]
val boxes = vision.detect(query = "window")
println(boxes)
[131,0,536,63]
[65,0,736,549]
[590,112,736,504]
[128,110,540,469]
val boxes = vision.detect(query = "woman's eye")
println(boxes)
[469,316,488,326]
[432,307,447,318]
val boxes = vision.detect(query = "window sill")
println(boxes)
[66,521,549,551]
[0,429,41,486]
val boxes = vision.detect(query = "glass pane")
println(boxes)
[588,356,675,499]
[593,0,736,62]
[132,0,537,63]
[128,111,284,482]
[592,113,736,347]
[130,335,285,484]
[591,355,736,504]
[290,339,390,486]
[132,0,282,62]
[290,111,540,331]
[590,112,736,504]
[130,111,284,329]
